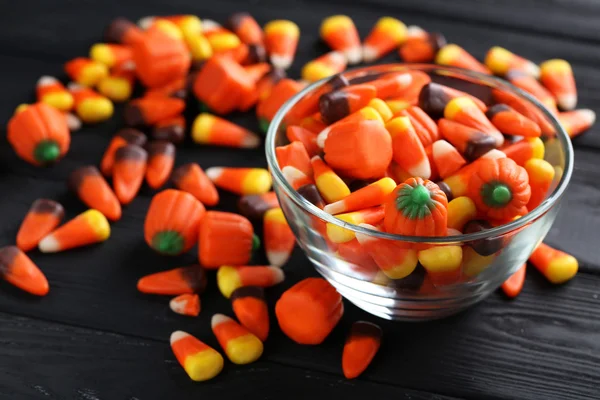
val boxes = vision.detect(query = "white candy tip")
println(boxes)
[409,162,431,180]
[282,166,307,184]
[580,109,596,125]
[170,330,189,344]
[137,16,155,29]
[66,82,82,91]
[323,201,344,215]
[355,223,379,244]
[211,313,231,328]
[271,267,286,282]
[361,45,378,63]
[270,55,293,70]
[524,62,540,79]
[329,51,347,65]
[202,19,222,32]
[558,94,577,111]
[37,76,58,86]
[169,298,185,314]
[316,129,329,148]
[407,25,426,37]
[242,133,261,149]
[205,167,223,182]
[38,235,59,253]
[344,47,362,65]
[267,251,292,268]
[66,113,82,131]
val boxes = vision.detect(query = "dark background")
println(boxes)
[1,1,599,399]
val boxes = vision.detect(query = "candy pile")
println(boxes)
[1,12,593,382]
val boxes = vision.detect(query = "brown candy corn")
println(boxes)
[171,163,219,206]
[100,128,147,176]
[342,321,382,379]
[137,265,207,295]
[16,199,64,252]
[69,166,121,221]
[231,286,269,341]
[0,246,49,296]
[124,96,185,127]
[145,141,176,189]
[113,144,147,205]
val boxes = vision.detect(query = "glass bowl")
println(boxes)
[265,64,573,321]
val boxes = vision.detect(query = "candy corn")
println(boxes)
[171,163,219,206]
[264,20,300,70]
[68,83,114,123]
[502,137,544,167]
[320,16,361,64]
[205,167,272,196]
[69,166,122,221]
[217,265,284,298]
[238,192,279,221]
[199,211,258,269]
[104,17,144,45]
[65,57,109,87]
[327,206,385,244]
[227,12,264,47]
[525,158,555,210]
[124,96,185,127]
[276,141,312,178]
[324,178,396,215]
[419,82,487,119]
[112,144,147,205]
[529,243,578,284]
[491,88,555,136]
[145,77,188,99]
[486,104,541,137]
[540,59,577,110]
[436,44,490,74]
[558,109,595,138]
[169,294,201,317]
[301,51,347,83]
[211,314,263,364]
[310,155,349,203]
[256,78,304,132]
[152,115,186,144]
[431,139,467,179]
[418,245,463,285]
[297,184,326,209]
[484,47,539,78]
[501,263,526,298]
[506,70,557,113]
[263,208,295,267]
[438,119,498,161]
[463,219,504,256]
[192,113,260,148]
[137,265,207,295]
[257,68,286,101]
[395,105,440,147]
[90,43,133,69]
[319,84,377,124]
[39,209,110,253]
[446,196,477,231]
[7,103,70,166]
[444,97,503,146]
[342,321,382,379]
[443,149,506,198]
[386,116,431,178]
[0,246,49,296]
[399,27,446,63]
[362,17,406,62]
[231,286,269,341]
[100,128,147,176]
[276,278,343,345]
[16,199,64,252]
[97,70,135,103]
[170,331,224,382]
[145,141,176,189]
[36,76,74,112]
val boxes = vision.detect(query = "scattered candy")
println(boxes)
[217,265,284,298]
[137,265,207,295]
[529,243,578,284]
[0,246,49,296]
[171,163,219,206]
[484,46,539,78]
[320,15,361,64]
[16,199,64,252]
[301,51,347,83]
[69,166,122,221]
[558,109,595,139]
[342,321,382,379]
[540,59,577,111]
[399,26,446,63]
[112,144,148,204]
[124,96,185,127]
[90,43,133,69]
[192,113,260,148]
[238,192,280,220]
[264,20,300,70]
[435,44,490,74]
[263,207,295,267]
[36,76,74,112]
[506,69,557,112]
[152,115,186,144]
[231,286,269,341]
[206,167,272,195]
[38,209,110,253]
[64,57,109,87]
[104,17,144,45]
[68,83,114,123]
[211,313,263,364]
[501,263,526,298]
[100,128,147,176]
[169,294,201,316]
[170,331,224,382]
[362,17,406,63]
[145,141,176,189]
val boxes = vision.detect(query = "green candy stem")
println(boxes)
[258,118,270,134]
[152,231,185,255]
[34,140,60,164]
[396,183,433,220]
[252,234,261,251]
[481,182,513,208]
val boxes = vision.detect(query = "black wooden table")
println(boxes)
[1,1,599,399]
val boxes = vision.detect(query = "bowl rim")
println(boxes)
[265,63,574,243]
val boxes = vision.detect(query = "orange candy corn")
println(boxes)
[525,158,555,210]
[100,128,147,176]
[418,245,463,285]
[529,243,578,284]
[336,238,379,279]
[264,20,300,70]
[90,43,133,69]
[467,157,531,220]
[38,209,110,253]
[324,178,396,215]
[64,57,109,87]
[217,265,285,298]
[419,82,487,119]
[145,141,176,189]
[17,199,64,252]
[386,116,431,179]
[7,103,70,166]
[506,70,557,113]
[444,97,503,146]
[311,155,349,203]
[320,15,361,64]
[0,246,49,296]
[256,78,304,132]
[124,96,185,127]
[67,83,114,123]
[276,141,312,178]
[435,44,490,74]
[132,29,191,88]
[276,277,343,345]
[227,12,264,47]
[170,331,224,382]
[36,76,74,112]
[558,109,596,139]
[540,59,577,110]
[171,163,219,206]
[192,113,260,149]
[301,51,347,83]
[286,125,320,157]
[501,263,526,298]
[395,105,440,147]
[319,84,377,124]
[69,166,122,221]
[206,167,272,196]
[199,211,258,269]
[491,89,555,136]
[501,137,544,166]
[486,104,541,138]
[399,26,446,63]
[323,118,393,180]
[238,192,280,221]
[438,118,499,161]
[362,17,407,62]
[326,206,385,244]
[424,145,439,182]
[263,208,295,267]
[212,314,263,364]
[355,223,419,279]
[485,47,539,78]
[443,149,506,198]
[256,68,286,101]
[104,17,144,45]
[137,265,207,295]
[144,189,205,255]
[152,115,186,144]
[342,321,382,379]
[283,166,313,190]
[431,140,467,179]
[170,294,201,317]
[231,286,269,341]
[112,144,147,205]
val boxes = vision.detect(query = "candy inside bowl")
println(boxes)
[265,64,573,321]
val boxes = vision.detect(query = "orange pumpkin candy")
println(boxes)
[7,103,70,166]
[144,189,206,255]
[383,177,448,237]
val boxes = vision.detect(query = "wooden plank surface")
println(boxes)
[0,0,599,399]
